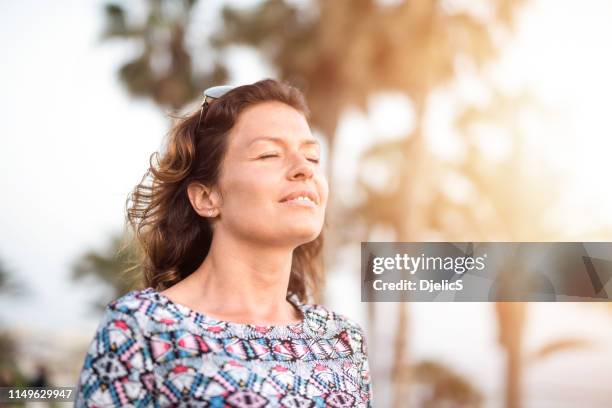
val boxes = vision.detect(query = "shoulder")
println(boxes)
[89,289,152,338]
[97,287,177,334]
[302,300,369,354]
[106,287,156,315]
[303,299,365,333]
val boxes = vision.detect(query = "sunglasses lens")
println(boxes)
[203,85,235,99]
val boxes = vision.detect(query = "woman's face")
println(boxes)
[213,101,328,248]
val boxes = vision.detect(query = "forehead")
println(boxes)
[228,101,315,148]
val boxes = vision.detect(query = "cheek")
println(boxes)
[221,166,278,211]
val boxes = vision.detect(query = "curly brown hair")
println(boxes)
[123,79,325,302]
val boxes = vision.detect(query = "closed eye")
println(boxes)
[258,153,280,159]
[257,153,319,163]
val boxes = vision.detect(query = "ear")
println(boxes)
[187,182,222,218]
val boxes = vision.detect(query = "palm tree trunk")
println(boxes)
[496,302,527,408]
[390,91,427,407]
[392,302,410,408]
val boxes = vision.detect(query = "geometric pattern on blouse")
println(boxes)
[75,287,373,407]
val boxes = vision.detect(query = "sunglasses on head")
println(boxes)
[197,85,235,130]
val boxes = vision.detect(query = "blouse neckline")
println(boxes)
[140,286,310,335]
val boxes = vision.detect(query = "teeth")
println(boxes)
[287,195,314,204]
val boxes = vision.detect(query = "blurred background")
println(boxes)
[1,0,612,406]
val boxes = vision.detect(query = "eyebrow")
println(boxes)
[248,136,320,148]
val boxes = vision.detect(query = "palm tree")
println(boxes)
[456,90,549,408]
[71,232,141,311]
[101,0,228,110]
[453,90,605,408]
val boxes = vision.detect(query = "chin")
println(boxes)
[286,225,322,245]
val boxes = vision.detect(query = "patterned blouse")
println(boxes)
[75,287,373,407]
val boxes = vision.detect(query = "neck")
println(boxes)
[189,228,300,324]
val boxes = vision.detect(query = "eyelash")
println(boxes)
[259,153,319,163]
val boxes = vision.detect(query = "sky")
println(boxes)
[1,0,612,405]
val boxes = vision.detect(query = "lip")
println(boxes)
[279,189,319,207]
[280,199,317,209]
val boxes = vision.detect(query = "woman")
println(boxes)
[75,79,373,407]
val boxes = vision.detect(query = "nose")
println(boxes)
[287,152,314,181]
